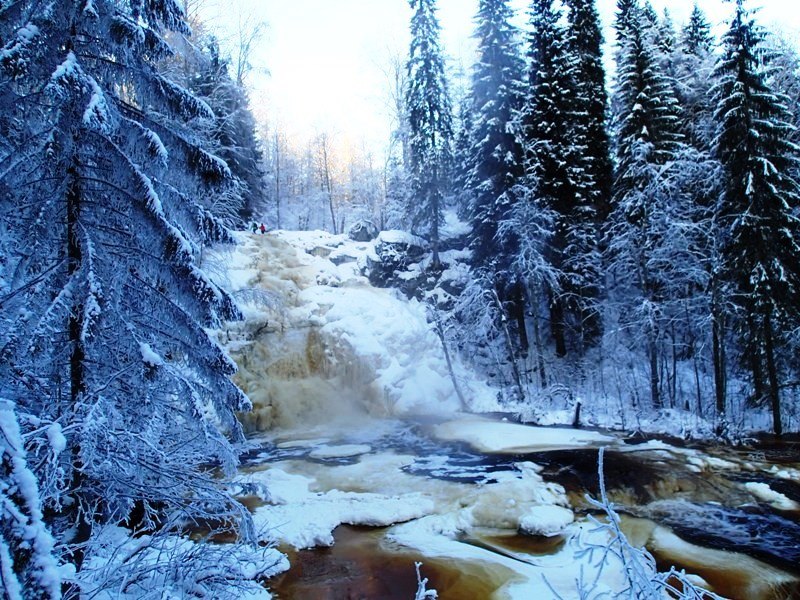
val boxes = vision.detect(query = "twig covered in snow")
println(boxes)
[414,562,438,600]
[551,447,723,600]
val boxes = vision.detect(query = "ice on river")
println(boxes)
[433,413,614,453]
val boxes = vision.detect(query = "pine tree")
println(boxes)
[0,0,252,578]
[406,0,454,266]
[674,4,716,151]
[608,1,684,408]
[712,0,800,435]
[682,2,714,56]
[466,0,525,273]
[564,0,613,222]
[518,0,602,356]
[192,39,265,224]
[464,0,531,352]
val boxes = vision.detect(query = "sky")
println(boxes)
[203,0,800,158]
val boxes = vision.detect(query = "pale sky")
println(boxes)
[203,0,800,157]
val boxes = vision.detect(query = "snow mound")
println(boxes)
[519,505,574,537]
[238,467,434,549]
[744,481,800,511]
[433,414,614,453]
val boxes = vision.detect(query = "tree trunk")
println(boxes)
[748,313,765,406]
[66,159,92,572]
[647,323,660,409]
[711,286,727,416]
[491,289,525,402]
[509,281,529,353]
[274,131,281,229]
[529,285,548,389]
[763,310,782,436]
[431,309,467,411]
[549,294,567,358]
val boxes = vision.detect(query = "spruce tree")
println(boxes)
[608,1,683,408]
[682,2,714,56]
[518,0,602,356]
[564,0,613,222]
[465,0,530,350]
[466,0,525,274]
[192,39,265,224]
[712,0,800,435]
[406,0,454,267]
[0,0,252,578]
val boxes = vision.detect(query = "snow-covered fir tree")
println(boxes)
[712,0,800,435]
[517,0,602,356]
[564,0,613,222]
[682,2,714,56]
[405,0,454,266]
[0,400,62,598]
[465,0,524,276]
[0,0,254,587]
[463,0,531,354]
[191,39,266,224]
[608,0,684,408]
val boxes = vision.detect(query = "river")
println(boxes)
[214,232,800,600]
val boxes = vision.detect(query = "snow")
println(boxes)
[237,467,435,549]
[518,505,574,536]
[138,342,164,367]
[744,482,800,511]
[46,423,66,454]
[50,51,78,81]
[376,229,427,246]
[77,525,287,600]
[389,517,629,599]
[433,414,614,453]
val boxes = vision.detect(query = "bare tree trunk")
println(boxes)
[320,136,337,234]
[492,288,525,402]
[66,157,92,571]
[549,293,567,358]
[431,309,467,410]
[274,131,281,229]
[712,291,727,416]
[529,285,548,389]
[647,318,660,409]
[764,310,782,436]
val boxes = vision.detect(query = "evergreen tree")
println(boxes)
[518,0,602,356]
[464,0,530,351]
[564,0,614,222]
[682,2,714,56]
[608,1,683,408]
[0,401,61,599]
[712,0,800,435]
[405,0,454,266]
[0,0,252,581]
[192,39,265,224]
[466,0,525,274]
[674,4,716,151]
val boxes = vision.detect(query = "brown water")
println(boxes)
[270,526,513,600]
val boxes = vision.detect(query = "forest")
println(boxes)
[2,0,800,598]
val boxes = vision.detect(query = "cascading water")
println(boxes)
[211,231,800,600]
